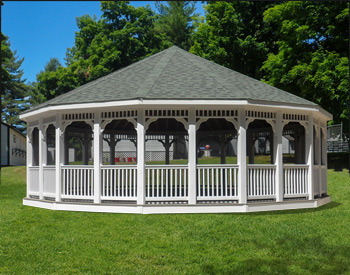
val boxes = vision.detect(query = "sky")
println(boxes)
[2,1,205,84]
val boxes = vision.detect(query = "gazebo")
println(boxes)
[20,46,331,214]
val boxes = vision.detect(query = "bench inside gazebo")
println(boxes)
[20,46,331,214]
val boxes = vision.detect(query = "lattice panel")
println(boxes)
[196,109,238,117]
[103,151,137,163]
[246,110,276,119]
[101,110,137,120]
[146,151,174,162]
[146,109,188,118]
[63,113,94,121]
[283,113,308,121]
[102,151,174,162]
[146,134,188,141]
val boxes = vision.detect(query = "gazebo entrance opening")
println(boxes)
[61,121,94,200]
[64,122,93,165]
[145,118,189,202]
[196,118,238,201]
[282,122,306,164]
[103,119,137,165]
[247,119,273,164]
[197,118,237,165]
[146,118,188,165]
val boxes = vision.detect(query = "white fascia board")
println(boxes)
[20,99,248,120]
[245,101,332,121]
[20,98,332,121]
[20,100,141,120]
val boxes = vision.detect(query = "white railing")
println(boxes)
[320,165,327,195]
[283,165,308,197]
[28,166,39,195]
[247,165,276,198]
[101,165,137,200]
[197,165,238,199]
[61,166,94,199]
[145,165,188,201]
[43,166,56,197]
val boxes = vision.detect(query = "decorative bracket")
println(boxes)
[41,124,49,142]
[27,127,34,143]
[299,121,309,136]
[127,118,137,130]
[226,118,239,132]
[145,118,157,131]
[245,118,255,128]
[195,118,209,131]
[265,119,277,134]
[174,118,189,131]
[101,119,113,131]
[85,120,94,130]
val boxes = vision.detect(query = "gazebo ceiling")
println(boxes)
[25,45,316,114]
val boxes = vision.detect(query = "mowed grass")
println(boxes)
[1,166,350,274]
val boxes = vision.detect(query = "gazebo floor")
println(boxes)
[23,196,331,214]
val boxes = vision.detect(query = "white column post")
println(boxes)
[55,115,62,202]
[317,123,322,196]
[188,108,197,204]
[93,111,102,203]
[26,128,33,198]
[274,112,283,202]
[306,114,314,200]
[237,109,247,204]
[137,109,146,205]
[322,126,327,195]
[38,119,44,200]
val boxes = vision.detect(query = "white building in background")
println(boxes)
[1,122,26,166]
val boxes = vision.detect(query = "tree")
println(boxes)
[1,33,30,133]
[44,57,62,72]
[190,1,277,79]
[36,1,167,102]
[29,58,63,106]
[155,1,198,50]
[262,1,349,127]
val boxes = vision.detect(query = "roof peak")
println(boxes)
[23,46,316,114]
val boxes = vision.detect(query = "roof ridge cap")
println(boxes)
[134,46,177,98]
[183,50,242,95]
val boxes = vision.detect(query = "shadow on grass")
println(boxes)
[201,233,350,274]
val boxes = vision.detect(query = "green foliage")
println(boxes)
[1,33,30,133]
[190,2,276,79]
[262,1,349,127]
[29,58,63,105]
[28,1,349,133]
[155,1,198,50]
[35,1,169,104]
[1,166,350,273]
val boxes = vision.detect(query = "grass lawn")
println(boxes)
[1,166,350,274]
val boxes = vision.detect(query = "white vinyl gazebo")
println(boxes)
[20,46,331,214]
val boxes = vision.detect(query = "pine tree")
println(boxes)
[1,33,30,133]
[155,1,198,50]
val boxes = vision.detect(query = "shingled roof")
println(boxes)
[25,45,316,113]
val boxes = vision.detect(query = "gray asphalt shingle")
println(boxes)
[24,45,316,114]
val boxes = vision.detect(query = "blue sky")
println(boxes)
[2,1,205,84]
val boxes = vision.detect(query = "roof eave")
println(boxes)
[20,98,331,122]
